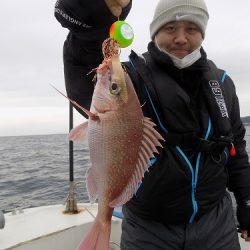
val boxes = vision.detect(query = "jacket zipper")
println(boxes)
[144,84,212,223]
[176,117,211,223]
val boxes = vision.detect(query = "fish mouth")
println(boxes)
[92,94,114,114]
[92,103,109,114]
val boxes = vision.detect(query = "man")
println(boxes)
[55,0,250,249]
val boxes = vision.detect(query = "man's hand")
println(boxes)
[240,230,250,242]
[105,0,130,17]
[236,199,250,243]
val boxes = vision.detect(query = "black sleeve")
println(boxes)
[63,34,102,116]
[54,0,132,41]
[224,76,250,201]
[55,0,132,117]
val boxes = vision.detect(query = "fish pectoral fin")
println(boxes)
[86,166,98,204]
[109,117,164,208]
[69,121,88,142]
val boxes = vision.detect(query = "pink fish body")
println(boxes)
[69,55,164,250]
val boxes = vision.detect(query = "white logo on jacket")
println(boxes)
[209,80,229,118]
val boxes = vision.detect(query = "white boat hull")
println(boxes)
[0,204,249,250]
[0,204,121,250]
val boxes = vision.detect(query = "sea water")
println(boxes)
[0,128,250,213]
[0,134,89,212]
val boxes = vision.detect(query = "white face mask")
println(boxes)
[154,37,202,69]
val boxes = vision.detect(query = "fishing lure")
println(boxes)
[109,20,134,48]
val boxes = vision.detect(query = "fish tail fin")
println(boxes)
[77,217,111,250]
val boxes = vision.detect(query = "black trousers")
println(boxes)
[120,192,240,250]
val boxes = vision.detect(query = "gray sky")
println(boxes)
[0,0,250,136]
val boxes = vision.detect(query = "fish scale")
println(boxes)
[65,55,164,250]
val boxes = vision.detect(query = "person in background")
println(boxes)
[55,0,250,249]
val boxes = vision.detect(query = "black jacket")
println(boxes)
[123,42,250,224]
[55,0,250,225]
[54,0,132,42]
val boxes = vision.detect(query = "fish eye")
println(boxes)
[110,82,121,95]
[111,83,118,90]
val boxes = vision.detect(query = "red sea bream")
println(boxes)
[68,55,164,250]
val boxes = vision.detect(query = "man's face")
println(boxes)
[155,21,203,59]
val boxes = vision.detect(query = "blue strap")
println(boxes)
[221,71,227,84]
[113,206,124,219]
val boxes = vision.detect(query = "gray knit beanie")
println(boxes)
[150,0,209,39]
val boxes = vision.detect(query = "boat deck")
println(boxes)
[0,204,121,250]
[0,204,248,250]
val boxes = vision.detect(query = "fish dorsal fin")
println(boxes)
[109,117,164,207]
[86,166,98,204]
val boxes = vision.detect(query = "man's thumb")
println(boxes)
[105,0,129,17]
